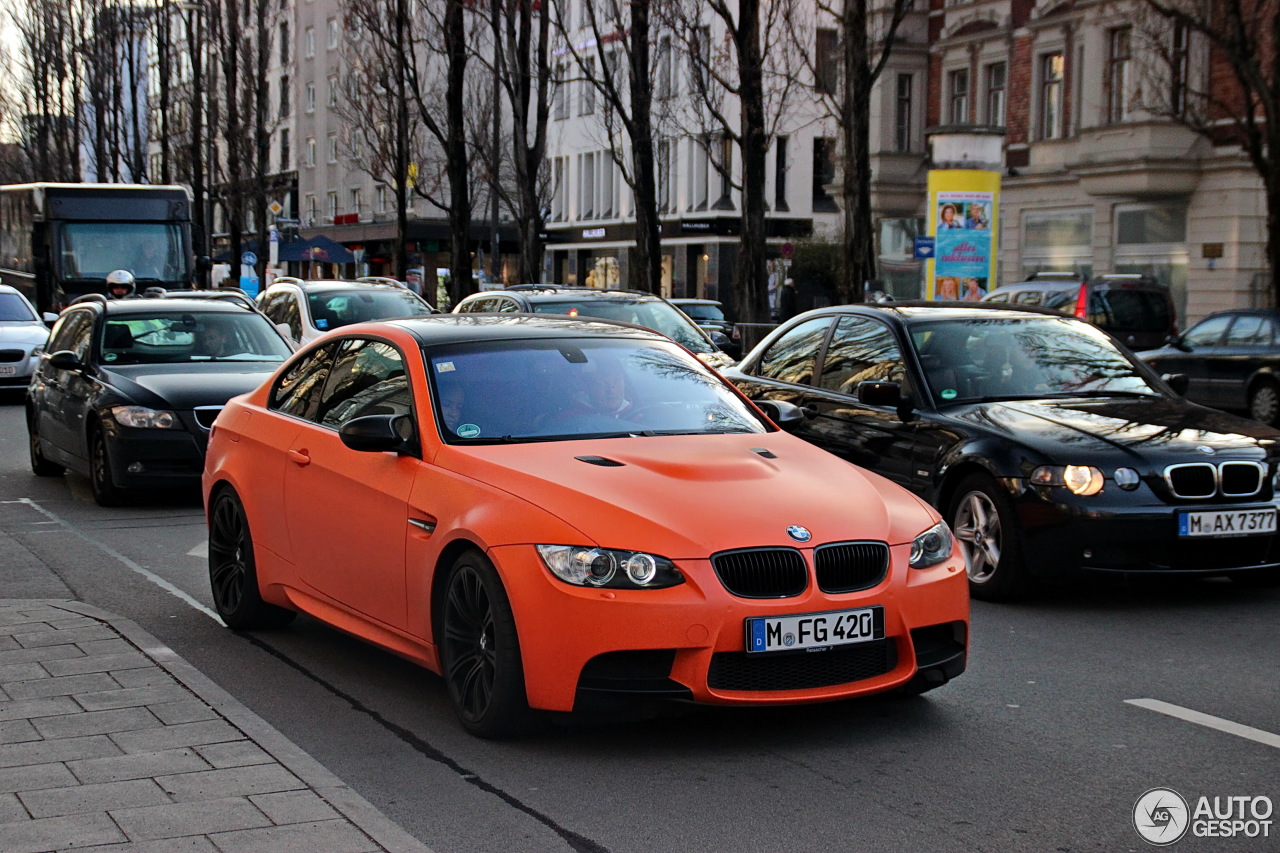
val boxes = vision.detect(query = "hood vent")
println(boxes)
[575,455,625,467]
[751,447,777,459]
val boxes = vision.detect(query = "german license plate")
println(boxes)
[0,366,15,376]
[1178,508,1276,537]
[745,606,884,655]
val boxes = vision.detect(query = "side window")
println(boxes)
[754,317,831,385]
[1012,290,1043,306]
[1257,317,1276,346]
[270,342,338,421]
[985,292,1010,304]
[457,298,489,314]
[819,316,907,395]
[49,310,93,360]
[280,296,302,340]
[1225,315,1265,347]
[261,293,285,321]
[496,297,521,313]
[315,338,411,428]
[1182,315,1231,348]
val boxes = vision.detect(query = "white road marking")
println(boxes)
[1126,698,1280,751]
[187,540,207,557]
[17,498,223,624]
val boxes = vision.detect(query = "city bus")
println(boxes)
[0,183,195,314]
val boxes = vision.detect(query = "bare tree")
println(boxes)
[667,0,802,322]
[6,0,81,180]
[553,0,664,293]
[787,0,913,303]
[1138,0,1280,301]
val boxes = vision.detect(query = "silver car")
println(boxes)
[0,284,53,391]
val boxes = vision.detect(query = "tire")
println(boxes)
[439,550,532,738]
[1248,379,1280,427]
[947,473,1030,602]
[89,426,127,507]
[207,489,296,630]
[28,411,64,477]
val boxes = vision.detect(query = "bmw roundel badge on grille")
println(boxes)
[787,525,812,542]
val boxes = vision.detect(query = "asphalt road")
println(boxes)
[3,393,1278,853]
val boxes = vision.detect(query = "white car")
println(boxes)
[0,284,54,391]
[256,278,438,346]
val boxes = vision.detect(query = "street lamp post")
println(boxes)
[180,0,208,287]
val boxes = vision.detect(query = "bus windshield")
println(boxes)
[60,223,187,282]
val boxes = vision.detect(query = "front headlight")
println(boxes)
[1031,464,1105,496]
[110,405,181,429]
[536,545,684,589]
[909,520,954,569]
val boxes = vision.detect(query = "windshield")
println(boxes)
[531,299,716,353]
[0,293,37,322]
[307,289,434,330]
[99,311,293,365]
[680,303,726,322]
[60,223,187,282]
[429,338,765,443]
[910,316,1163,403]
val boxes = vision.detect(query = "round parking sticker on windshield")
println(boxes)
[940,388,957,400]
[103,352,118,362]
[457,423,481,439]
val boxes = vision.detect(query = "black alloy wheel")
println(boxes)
[28,411,64,477]
[89,426,126,507]
[208,489,296,630]
[440,551,532,738]
[1248,379,1280,427]
[947,473,1030,602]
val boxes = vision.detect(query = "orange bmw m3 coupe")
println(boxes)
[203,314,969,737]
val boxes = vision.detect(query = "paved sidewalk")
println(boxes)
[0,599,433,853]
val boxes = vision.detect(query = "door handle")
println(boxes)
[287,448,311,466]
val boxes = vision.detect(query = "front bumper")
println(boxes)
[102,418,208,489]
[1015,484,1280,580]
[490,542,969,713]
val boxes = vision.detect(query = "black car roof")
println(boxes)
[387,313,674,346]
[800,300,1075,324]
[471,286,664,302]
[85,298,257,316]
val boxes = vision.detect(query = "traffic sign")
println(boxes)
[913,237,936,259]
[268,201,283,216]
[780,242,794,260]
[241,251,258,267]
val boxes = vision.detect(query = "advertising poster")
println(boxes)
[926,170,1000,300]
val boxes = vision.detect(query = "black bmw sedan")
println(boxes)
[724,302,1280,601]
[26,296,293,506]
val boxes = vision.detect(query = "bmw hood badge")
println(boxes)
[1196,445,1216,455]
[787,525,812,542]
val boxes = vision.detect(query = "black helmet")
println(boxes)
[106,270,136,299]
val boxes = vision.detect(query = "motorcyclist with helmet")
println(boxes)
[106,270,137,299]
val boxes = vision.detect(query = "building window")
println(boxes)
[351,128,362,157]
[327,133,338,163]
[691,25,710,92]
[279,22,289,64]
[657,35,672,99]
[657,139,671,213]
[304,26,314,57]
[327,191,338,219]
[375,185,387,213]
[1039,52,1065,140]
[1021,209,1093,279]
[815,28,839,95]
[279,75,290,118]
[551,157,566,221]
[714,135,733,209]
[774,135,788,211]
[349,188,362,218]
[280,129,290,171]
[895,73,913,151]
[985,63,1006,126]
[947,68,969,124]
[578,152,595,219]
[812,137,837,212]
[305,137,316,167]
[328,75,338,108]
[580,57,596,115]
[1171,23,1189,117]
[306,195,317,222]
[1107,27,1131,124]
[305,82,315,113]
[600,152,615,217]
[327,17,338,49]
[552,61,569,120]
[690,137,710,212]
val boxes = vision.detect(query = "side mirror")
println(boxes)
[42,312,58,327]
[753,398,807,432]
[48,350,83,372]
[1162,373,1190,396]
[857,380,902,408]
[339,413,417,454]
[1169,333,1190,352]
[709,330,732,350]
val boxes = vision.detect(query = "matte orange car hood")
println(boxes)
[435,433,937,558]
